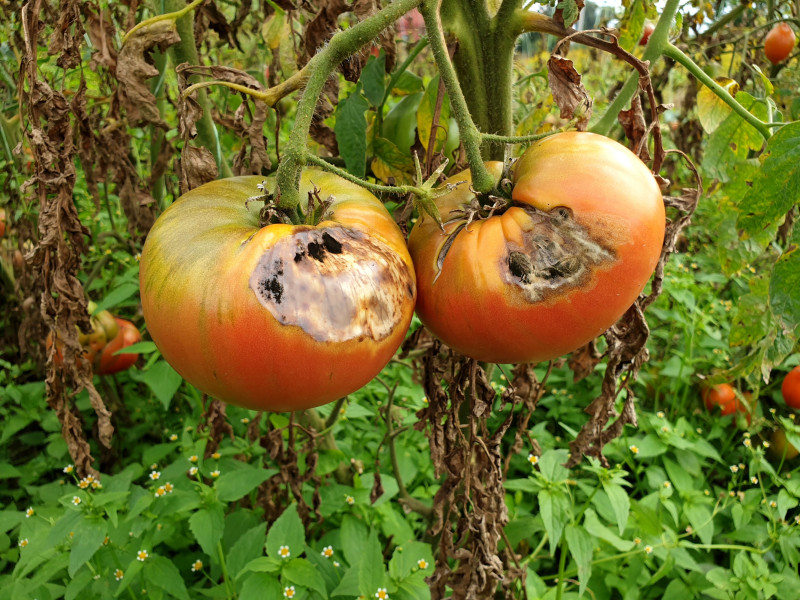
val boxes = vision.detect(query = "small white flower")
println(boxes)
[149,471,161,481]
[375,588,389,600]
[137,549,149,561]
[321,545,334,558]
[278,545,290,558]
[191,560,203,572]
[114,569,124,581]
[25,507,34,518]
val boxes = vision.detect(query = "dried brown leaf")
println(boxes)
[619,94,651,162]
[179,145,218,194]
[547,55,592,130]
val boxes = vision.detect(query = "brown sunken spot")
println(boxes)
[250,226,414,342]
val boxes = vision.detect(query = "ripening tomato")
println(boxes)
[769,428,799,461]
[639,22,655,46]
[782,366,800,409]
[764,22,796,64]
[408,131,665,364]
[96,318,141,375]
[0,207,6,238]
[702,383,737,415]
[139,172,416,412]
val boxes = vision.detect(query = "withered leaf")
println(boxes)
[547,55,592,130]
[619,94,651,162]
[117,19,180,126]
[180,145,218,193]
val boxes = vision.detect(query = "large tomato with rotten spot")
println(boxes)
[139,172,416,411]
[408,131,665,363]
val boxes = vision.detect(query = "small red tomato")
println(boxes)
[764,22,796,64]
[0,207,6,238]
[702,383,737,415]
[639,22,655,46]
[782,366,800,409]
[96,318,142,375]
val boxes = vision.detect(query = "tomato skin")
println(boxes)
[639,22,655,46]
[47,304,120,370]
[782,366,800,409]
[139,172,416,412]
[96,318,141,375]
[0,207,6,237]
[764,23,796,64]
[408,132,665,364]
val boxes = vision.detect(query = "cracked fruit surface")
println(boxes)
[139,172,416,411]
[408,131,665,364]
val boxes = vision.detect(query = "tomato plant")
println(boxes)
[408,131,665,363]
[764,22,796,64]
[139,171,416,412]
[782,366,800,409]
[47,302,119,370]
[96,318,141,375]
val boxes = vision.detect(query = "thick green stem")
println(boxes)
[420,0,495,193]
[663,43,771,141]
[164,0,232,178]
[274,0,422,210]
[590,0,681,136]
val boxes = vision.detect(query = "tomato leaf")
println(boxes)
[617,0,646,51]
[417,75,450,153]
[391,70,424,95]
[556,0,580,29]
[334,86,369,178]
[770,226,800,343]
[362,54,386,107]
[703,92,768,182]
[266,504,305,560]
[371,137,415,185]
[697,78,739,134]
[738,121,800,236]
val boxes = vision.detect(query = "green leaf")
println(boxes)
[663,457,696,493]
[115,557,144,597]
[331,565,361,597]
[617,0,646,51]
[738,121,800,235]
[362,54,386,106]
[282,558,328,598]
[557,0,580,29]
[266,505,305,560]
[537,449,570,483]
[601,481,630,534]
[371,137,415,185]
[65,567,94,600]
[583,508,634,552]
[539,487,570,554]
[770,226,800,343]
[189,504,225,558]
[138,360,183,410]
[227,524,267,579]
[391,71,424,95]
[358,529,385,598]
[334,87,369,178]
[238,572,283,600]
[216,466,276,503]
[145,555,190,600]
[778,489,799,520]
[112,341,157,356]
[240,556,283,575]
[93,283,139,313]
[684,502,714,546]
[68,516,107,576]
[704,92,769,182]
[394,571,431,600]
[564,524,592,597]
[389,541,433,580]
[340,514,368,567]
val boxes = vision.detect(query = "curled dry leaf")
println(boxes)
[619,95,651,162]
[117,19,181,127]
[547,55,592,130]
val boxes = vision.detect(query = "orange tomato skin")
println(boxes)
[139,172,416,412]
[764,23,796,64]
[97,318,141,375]
[702,383,737,414]
[408,132,665,364]
[782,366,800,409]
[0,207,6,237]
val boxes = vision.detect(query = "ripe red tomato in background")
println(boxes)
[782,366,800,409]
[96,318,142,375]
[139,172,416,412]
[0,207,6,238]
[47,303,120,370]
[639,22,655,46]
[764,22,796,64]
[408,131,665,364]
[702,383,737,415]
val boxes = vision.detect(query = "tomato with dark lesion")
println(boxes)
[407,131,666,364]
[139,171,417,412]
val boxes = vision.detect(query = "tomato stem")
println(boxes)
[274,0,423,211]
[419,0,496,194]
